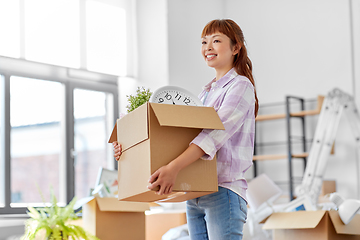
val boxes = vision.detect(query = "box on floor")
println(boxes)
[108,103,224,203]
[146,211,187,240]
[82,197,150,240]
[263,210,360,240]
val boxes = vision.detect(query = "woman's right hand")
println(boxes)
[112,141,122,161]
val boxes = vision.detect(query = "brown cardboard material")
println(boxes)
[320,180,337,196]
[263,210,360,240]
[109,103,224,202]
[146,211,187,240]
[82,197,150,240]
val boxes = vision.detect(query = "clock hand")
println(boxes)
[171,99,175,105]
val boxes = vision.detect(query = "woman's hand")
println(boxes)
[113,141,122,161]
[147,144,205,196]
[147,163,179,195]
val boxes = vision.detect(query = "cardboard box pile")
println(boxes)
[108,103,224,202]
[82,197,150,240]
[263,210,360,240]
[146,211,187,240]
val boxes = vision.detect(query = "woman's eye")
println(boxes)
[202,41,206,44]
[214,40,220,43]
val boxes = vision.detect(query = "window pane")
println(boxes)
[0,1,20,58]
[86,1,126,76]
[0,75,4,207]
[24,0,80,68]
[74,89,114,199]
[10,76,64,205]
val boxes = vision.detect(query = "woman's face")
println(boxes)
[201,32,238,74]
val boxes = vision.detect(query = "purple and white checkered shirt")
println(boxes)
[191,68,255,202]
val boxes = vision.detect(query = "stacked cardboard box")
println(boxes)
[146,211,187,240]
[82,197,150,240]
[263,210,360,240]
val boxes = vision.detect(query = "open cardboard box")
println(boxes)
[82,197,150,240]
[108,102,224,202]
[263,210,360,240]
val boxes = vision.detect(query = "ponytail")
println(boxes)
[234,43,259,117]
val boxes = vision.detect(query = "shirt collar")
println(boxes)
[203,68,239,92]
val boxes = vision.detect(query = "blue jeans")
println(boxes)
[186,187,248,240]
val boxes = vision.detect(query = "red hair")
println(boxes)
[202,19,259,117]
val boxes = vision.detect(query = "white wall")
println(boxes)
[167,0,358,103]
[136,0,169,91]
[135,0,360,200]
[167,0,226,96]
[118,0,169,114]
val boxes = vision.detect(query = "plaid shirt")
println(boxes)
[191,68,255,202]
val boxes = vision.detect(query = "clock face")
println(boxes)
[149,86,203,106]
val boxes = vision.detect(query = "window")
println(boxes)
[10,77,64,206]
[86,0,127,75]
[0,0,129,76]
[0,75,5,208]
[0,60,119,214]
[73,88,114,199]
[0,1,20,58]
[24,0,80,68]
[0,0,130,214]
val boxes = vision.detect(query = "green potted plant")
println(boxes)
[126,86,152,113]
[21,190,99,240]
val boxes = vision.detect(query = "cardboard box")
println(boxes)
[108,103,224,202]
[146,211,187,240]
[82,197,150,240]
[320,180,337,197]
[263,210,360,240]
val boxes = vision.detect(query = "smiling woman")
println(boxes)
[201,33,239,80]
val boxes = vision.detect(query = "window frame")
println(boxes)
[0,56,119,215]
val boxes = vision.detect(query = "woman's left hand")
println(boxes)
[147,164,179,195]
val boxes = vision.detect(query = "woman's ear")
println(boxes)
[232,43,241,56]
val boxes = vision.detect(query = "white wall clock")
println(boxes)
[149,86,203,106]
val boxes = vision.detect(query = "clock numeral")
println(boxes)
[158,98,164,103]
[183,97,190,105]
[164,93,172,100]
[174,93,181,100]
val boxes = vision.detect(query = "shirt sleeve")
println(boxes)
[191,80,255,160]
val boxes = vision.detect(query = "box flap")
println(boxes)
[108,124,118,143]
[108,103,149,151]
[119,190,216,203]
[149,103,224,130]
[74,196,95,210]
[329,210,360,235]
[95,197,150,212]
[263,210,326,230]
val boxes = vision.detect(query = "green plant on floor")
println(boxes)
[126,86,152,113]
[21,189,99,240]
